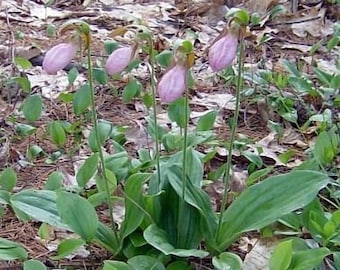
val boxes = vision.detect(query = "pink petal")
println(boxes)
[157,65,187,103]
[43,43,77,74]
[208,34,238,72]
[105,47,134,75]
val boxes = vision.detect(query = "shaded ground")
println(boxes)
[0,0,339,268]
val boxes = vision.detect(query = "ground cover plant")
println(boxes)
[0,0,339,269]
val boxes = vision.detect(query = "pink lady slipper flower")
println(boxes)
[157,64,187,103]
[105,46,135,75]
[43,43,77,74]
[208,31,238,72]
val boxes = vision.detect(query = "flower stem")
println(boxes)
[149,38,161,189]
[177,75,189,247]
[86,40,119,240]
[216,39,244,236]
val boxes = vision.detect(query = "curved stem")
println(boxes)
[216,39,244,236]
[149,38,161,190]
[86,41,118,240]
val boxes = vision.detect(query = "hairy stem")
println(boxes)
[149,38,161,190]
[177,74,189,247]
[216,39,245,236]
[87,41,118,240]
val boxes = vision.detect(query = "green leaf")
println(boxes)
[68,67,79,85]
[217,170,329,250]
[76,153,99,187]
[94,222,120,253]
[246,167,272,186]
[93,68,108,85]
[88,121,112,152]
[288,77,313,93]
[242,150,263,168]
[128,255,166,270]
[51,238,85,260]
[49,121,67,147]
[10,189,67,229]
[73,84,91,115]
[22,94,42,122]
[282,60,300,77]
[167,261,193,270]
[27,145,44,161]
[334,252,340,270]
[147,116,167,141]
[120,173,150,239]
[144,224,208,258]
[104,261,133,270]
[0,190,11,204]
[168,97,189,128]
[269,240,292,270]
[14,76,31,93]
[0,167,17,192]
[279,149,295,164]
[212,252,242,270]
[15,56,32,69]
[0,237,27,260]
[59,92,74,103]
[123,78,141,103]
[155,50,173,68]
[23,259,47,270]
[313,131,336,165]
[165,165,218,247]
[290,247,330,270]
[57,191,98,242]
[327,35,339,51]
[15,123,37,136]
[45,171,63,191]
[104,40,119,55]
[196,110,217,131]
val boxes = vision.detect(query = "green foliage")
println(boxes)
[49,121,67,147]
[216,170,329,250]
[0,237,27,260]
[51,238,85,260]
[56,191,98,242]
[73,83,91,115]
[23,260,47,270]
[212,252,242,270]
[0,168,17,192]
[168,97,190,128]
[22,94,42,122]
[123,78,141,102]
[3,13,339,269]
[76,153,99,187]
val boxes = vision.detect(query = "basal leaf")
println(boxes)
[76,153,99,187]
[0,167,17,192]
[120,173,151,240]
[51,238,85,260]
[212,252,242,270]
[23,259,47,270]
[10,189,67,229]
[128,255,166,270]
[269,240,292,270]
[57,191,98,242]
[0,237,27,260]
[22,94,42,122]
[144,224,208,258]
[217,170,329,250]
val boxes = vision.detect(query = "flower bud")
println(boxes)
[105,46,135,75]
[157,64,187,103]
[208,33,238,72]
[43,43,77,74]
